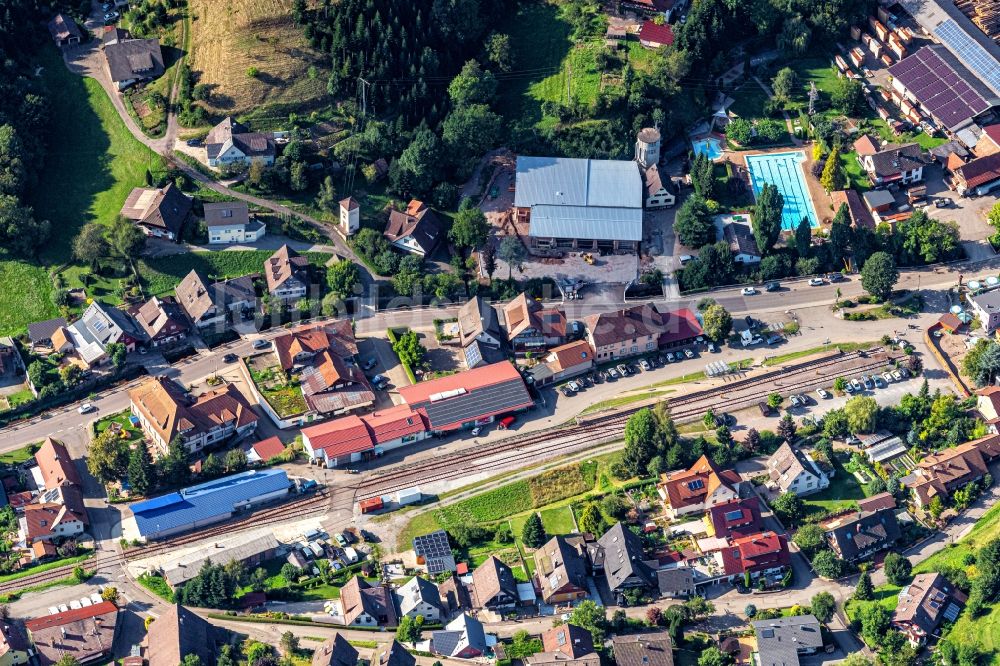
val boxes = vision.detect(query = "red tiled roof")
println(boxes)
[302,416,374,457]
[721,532,789,576]
[660,308,703,345]
[398,361,523,405]
[26,601,118,631]
[34,438,82,489]
[956,153,1000,189]
[857,492,897,513]
[660,455,739,510]
[707,497,761,537]
[547,340,594,373]
[272,320,357,371]
[982,125,1000,149]
[639,20,674,46]
[363,404,426,445]
[251,436,285,462]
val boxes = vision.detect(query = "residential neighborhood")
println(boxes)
[2,0,1000,665]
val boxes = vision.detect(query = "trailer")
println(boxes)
[397,487,422,506]
[359,496,384,513]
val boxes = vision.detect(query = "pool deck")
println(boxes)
[725,145,837,229]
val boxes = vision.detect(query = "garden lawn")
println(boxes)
[844,583,902,622]
[137,250,331,296]
[802,467,869,514]
[0,256,58,336]
[840,151,870,191]
[94,410,145,447]
[729,81,770,119]
[946,603,1000,665]
[33,47,166,266]
[138,572,175,602]
[539,505,576,535]
[0,442,40,466]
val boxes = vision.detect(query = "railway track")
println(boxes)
[354,348,902,500]
[0,556,98,595]
[122,490,331,561]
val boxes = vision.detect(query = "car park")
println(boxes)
[882,372,894,384]
[862,376,874,390]
[828,273,846,282]
[683,348,694,359]
[78,403,95,414]
[766,334,783,345]
[873,375,885,388]
[817,388,830,399]
[252,338,270,349]
[808,277,825,286]
[741,287,757,296]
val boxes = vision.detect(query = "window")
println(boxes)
[222,208,233,218]
[687,479,705,491]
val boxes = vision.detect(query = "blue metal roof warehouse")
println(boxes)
[129,468,291,540]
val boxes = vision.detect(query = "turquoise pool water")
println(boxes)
[692,137,723,160]
[745,151,819,230]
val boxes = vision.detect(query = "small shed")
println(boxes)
[938,313,964,333]
[359,496,384,513]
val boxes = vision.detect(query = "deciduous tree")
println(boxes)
[753,183,784,255]
[860,251,898,301]
[702,304,732,341]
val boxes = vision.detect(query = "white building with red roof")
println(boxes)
[301,404,429,468]
[398,361,534,433]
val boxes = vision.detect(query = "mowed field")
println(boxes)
[188,0,328,119]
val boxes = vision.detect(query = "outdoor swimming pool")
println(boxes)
[745,151,819,229]
[692,137,723,160]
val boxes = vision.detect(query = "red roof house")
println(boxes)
[706,497,762,538]
[300,404,430,467]
[639,20,674,48]
[720,531,790,578]
[657,455,742,518]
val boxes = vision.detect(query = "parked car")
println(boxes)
[103,11,119,21]
[766,334,783,345]
[607,367,619,379]
[891,370,903,381]
[707,342,718,353]
[900,367,911,378]
[851,378,863,391]
[640,358,652,371]
[471,426,482,435]
[560,387,574,397]
[817,388,830,399]
[846,435,862,446]
[363,356,378,370]
[683,348,694,359]
[741,287,757,296]
[78,403,95,414]
[808,277,825,286]
[741,336,763,347]
[845,382,856,394]
[679,254,695,264]
[765,281,781,292]
[882,372,895,384]
[665,352,675,362]
[828,273,846,282]
[862,375,874,390]
[617,364,630,376]
[935,198,952,208]
[567,381,581,392]
[252,338,270,349]
[790,395,802,407]
[873,375,886,388]
[186,138,202,147]
[223,353,238,363]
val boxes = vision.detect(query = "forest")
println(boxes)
[0,0,57,257]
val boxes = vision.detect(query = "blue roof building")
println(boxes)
[129,468,291,540]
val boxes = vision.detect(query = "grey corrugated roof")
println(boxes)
[514,157,641,209]
[529,205,643,242]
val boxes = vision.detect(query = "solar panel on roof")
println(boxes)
[934,20,1000,93]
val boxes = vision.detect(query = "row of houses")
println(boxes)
[25,243,312,369]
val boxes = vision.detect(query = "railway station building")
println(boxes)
[122,468,292,541]
[397,361,535,434]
